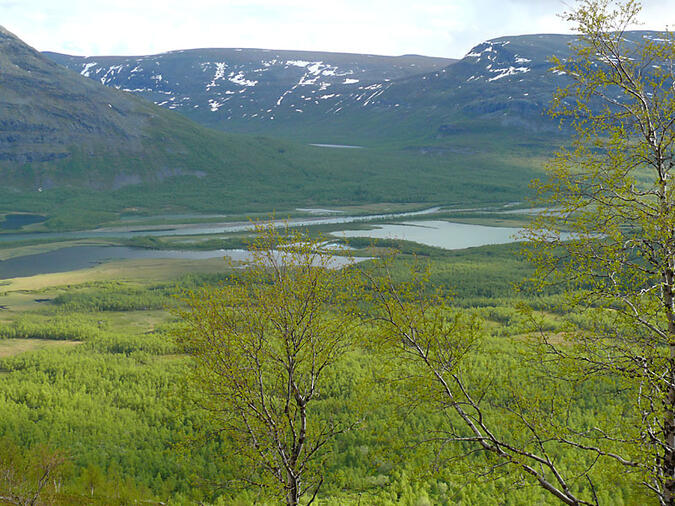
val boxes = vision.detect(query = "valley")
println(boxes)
[0,218,587,505]
[0,204,532,278]
[0,6,671,503]
[0,204,641,503]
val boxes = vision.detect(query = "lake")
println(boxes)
[334,220,525,250]
[0,211,545,279]
[308,144,364,149]
[0,214,47,230]
[0,246,229,279]
[0,246,363,280]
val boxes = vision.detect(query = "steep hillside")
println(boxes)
[0,27,251,190]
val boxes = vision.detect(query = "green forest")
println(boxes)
[0,235,640,505]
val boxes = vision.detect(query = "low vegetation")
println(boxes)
[0,231,649,504]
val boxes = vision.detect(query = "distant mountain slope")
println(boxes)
[323,31,667,137]
[2,25,379,201]
[0,27,542,230]
[0,25,292,191]
[364,34,578,135]
[48,31,666,143]
[45,48,455,133]
[0,25,154,167]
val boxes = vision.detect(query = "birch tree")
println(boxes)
[364,258,604,505]
[525,0,675,503]
[177,224,360,506]
[365,1,675,504]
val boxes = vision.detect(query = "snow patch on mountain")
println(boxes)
[228,71,257,87]
[488,66,530,82]
[80,62,98,77]
[287,60,312,68]
[209,99,225,111]
[206,62,227,90]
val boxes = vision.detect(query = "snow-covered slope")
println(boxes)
[45,48,454,129]
[45,32,668,142]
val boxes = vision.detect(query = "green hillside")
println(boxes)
[1,26,549,230]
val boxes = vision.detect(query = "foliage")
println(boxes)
[0,439,68,506]
[0,236,654,503]
[362,256,622,506]
[52,283,171,312]
[524,0,675,503]
[175,224,363,505]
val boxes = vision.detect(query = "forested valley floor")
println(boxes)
[0,234,640,505]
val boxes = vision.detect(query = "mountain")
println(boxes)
[0,25,289,191]
[12,30,663,229]
[43,35,573,141]
[47,31,666,145]
[372,34,577,131]
[44,48,455,136]
[1,27,534,230]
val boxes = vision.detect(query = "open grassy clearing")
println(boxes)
[0,338,81,358]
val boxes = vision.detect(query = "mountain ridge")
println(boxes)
[46,30,666,143]
[43,47,456,137]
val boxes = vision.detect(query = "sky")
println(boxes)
[1,0,674,59]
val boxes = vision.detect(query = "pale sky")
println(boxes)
[1,0,674,58]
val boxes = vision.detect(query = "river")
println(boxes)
[0,208,540,279]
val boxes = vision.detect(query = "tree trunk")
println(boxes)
[286,471,299,506]
[665,343,675,504]
[663,260,675,504]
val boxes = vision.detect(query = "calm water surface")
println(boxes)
[0,212,548,279]
[0,246,362,280]
[308,144,364,149]
[0,247,230,279]
[334,220,525,250]
[0,214,47,230]
[0,207,442,243]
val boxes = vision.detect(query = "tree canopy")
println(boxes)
[526,0,675,503]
